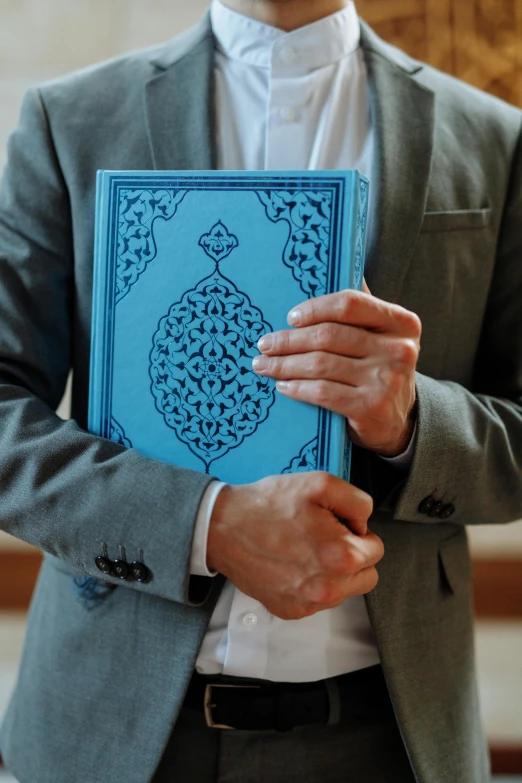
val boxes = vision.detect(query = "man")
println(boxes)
[0,0,521,780]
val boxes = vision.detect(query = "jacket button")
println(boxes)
[418,495,437,515]
[130,562,152,583]
[439,503,455,519]
[112,560,130,580]
[429,501,445,518]
[95,556,113,575]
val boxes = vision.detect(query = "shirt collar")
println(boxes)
[210,0,361,74]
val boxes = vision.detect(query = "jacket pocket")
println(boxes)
[421,208,492,233]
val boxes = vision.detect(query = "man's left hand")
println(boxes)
[253,282,421,457]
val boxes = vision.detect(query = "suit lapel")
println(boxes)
[360,22,435,304]
[144,13,216,171]
[145,16,435,305]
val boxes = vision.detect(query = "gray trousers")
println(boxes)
[152,687,416,783]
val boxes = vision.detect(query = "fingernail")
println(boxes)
[258,334,273,352]
[287,309,302,327]
[276,381,292,393]
[252,356,270,372]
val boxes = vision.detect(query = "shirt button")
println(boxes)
[280,106,298,123]
[242,612,258,629]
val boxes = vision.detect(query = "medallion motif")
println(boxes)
[150,221,275,473]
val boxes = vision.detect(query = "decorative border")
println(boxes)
[92,175,348,472]
[354,179,369,292]
[282,437,318,474]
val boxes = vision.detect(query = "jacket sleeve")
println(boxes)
[367,119,522,527]
[0,88,215,606]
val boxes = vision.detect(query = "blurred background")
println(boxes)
[0,0,521,780]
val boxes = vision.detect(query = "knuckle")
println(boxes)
[377,367,402,397]
[340,290,356,319]
[276,330,290,351]
[398,339,418,366]
[291,604,315,620]
[306,579,339,606]
[359,492,374,518]
[310,471,334,498]
[315,322,334,348]
[318,541,347,570]
[315,380,330,405]
[407,311,422,337]
[341,547,361,574]
[267,356,280,374]
[308,352,328,375]
[399,308,422,337]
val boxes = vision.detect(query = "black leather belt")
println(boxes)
[184,664,390,731]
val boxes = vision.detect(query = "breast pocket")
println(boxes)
[421,208,492,233]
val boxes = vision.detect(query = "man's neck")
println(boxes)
[219,0,351,32]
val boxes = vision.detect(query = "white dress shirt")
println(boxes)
[189,0,415,682]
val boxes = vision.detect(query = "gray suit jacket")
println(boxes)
[1,13,521,783]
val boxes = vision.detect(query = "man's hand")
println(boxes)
[207,473,383,621]
[252,282,421,457]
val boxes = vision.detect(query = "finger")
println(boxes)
[346,530,385,570]
[302,565,380,607]
[253,351,366,386]
[318,530,384,574]
[362,278,372,295]
[287,290,422,338]
[258,323,373,358]
[276,378,361,418]
[308,472,373,536]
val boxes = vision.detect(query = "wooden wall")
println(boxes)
[357,0,522,107]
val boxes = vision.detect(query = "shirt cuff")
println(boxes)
[377,420,418,470]
[190,481,227,577]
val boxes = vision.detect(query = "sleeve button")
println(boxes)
[95,556,113,575]
[113,560,130,580]
[130,562,152,583]
[418,495,436,515]
[429,501,445,518]
[439,503,455,519]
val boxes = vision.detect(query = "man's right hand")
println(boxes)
[207,472,383,621]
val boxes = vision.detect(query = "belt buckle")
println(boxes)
[204,683,261,730]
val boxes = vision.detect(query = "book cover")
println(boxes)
[89,171,370,484]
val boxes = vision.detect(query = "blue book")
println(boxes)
[89,171,370,484]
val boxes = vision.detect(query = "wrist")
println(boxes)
[206,484,236,574]
[378,398,418,458]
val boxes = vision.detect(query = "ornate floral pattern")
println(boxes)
[116,189,188,303]
[150,222,275,473]
[282,437,318,473]
[72,576,116,611]
[199,221,239,264]
[343,441,352,483]
[257,190,332,297]
[354,180,369,291]
[110,418,132,448]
